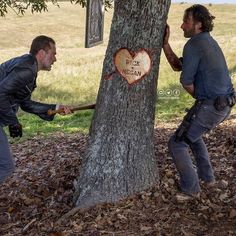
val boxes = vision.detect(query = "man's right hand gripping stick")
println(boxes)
[47,103,96,116]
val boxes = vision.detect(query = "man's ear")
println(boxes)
[37,49,46,59]
[196,21,202,30]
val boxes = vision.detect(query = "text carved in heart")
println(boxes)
[114,48,152,84]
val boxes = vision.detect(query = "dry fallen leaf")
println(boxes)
[49,232,65,236]
[229,209,236,219]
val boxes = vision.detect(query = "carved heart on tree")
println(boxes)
[114,48,152,85]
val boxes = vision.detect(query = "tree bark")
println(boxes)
[74,0,171,208]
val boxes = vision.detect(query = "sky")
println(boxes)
[172,0,236,3]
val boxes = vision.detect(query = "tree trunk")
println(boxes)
[74,0,171,208]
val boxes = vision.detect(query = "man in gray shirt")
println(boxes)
[162,4,235,201]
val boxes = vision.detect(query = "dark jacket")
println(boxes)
[0,54,56,127]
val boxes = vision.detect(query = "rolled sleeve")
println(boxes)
[180,43,200,86]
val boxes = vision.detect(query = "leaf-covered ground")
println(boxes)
[0,118,235,236]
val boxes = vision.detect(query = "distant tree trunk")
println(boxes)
[74,0,171,208]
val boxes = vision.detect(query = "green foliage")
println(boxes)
[0,0,52,16]
[70,0,113,9]
[0,0,113,17]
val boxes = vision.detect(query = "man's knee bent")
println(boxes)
[168,134,190,165]
[168,134,188,152]
[168,135,176,153]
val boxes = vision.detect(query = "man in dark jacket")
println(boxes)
[162,5,235,201]
[0,35,72,184]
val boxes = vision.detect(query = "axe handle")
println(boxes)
[47,103,96,116]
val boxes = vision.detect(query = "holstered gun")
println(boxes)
[214,92,236,111]
[175,101,201,142]
[227,93,236,107]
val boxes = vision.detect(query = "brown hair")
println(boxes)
[184,4,215,32]
[30,35,55,55]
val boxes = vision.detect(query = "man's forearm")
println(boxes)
[183,84,195,97]
[163,43,182,71]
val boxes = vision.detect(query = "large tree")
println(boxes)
[1,0,171,209]
[73,0,171,208]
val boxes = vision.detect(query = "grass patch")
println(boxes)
[6,110,94,143]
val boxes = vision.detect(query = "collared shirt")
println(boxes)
[180,32,234,99]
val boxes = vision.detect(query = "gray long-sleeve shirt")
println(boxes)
[180,32,234,100]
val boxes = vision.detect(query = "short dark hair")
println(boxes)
[184,4,215,32]
[30,35,55,55]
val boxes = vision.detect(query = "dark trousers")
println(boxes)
[168,103,231,194]
[0,126,15,184]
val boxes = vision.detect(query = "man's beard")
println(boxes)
[42,62,52,71]
[184,28,196,38]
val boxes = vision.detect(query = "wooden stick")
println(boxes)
[47,103,96,116]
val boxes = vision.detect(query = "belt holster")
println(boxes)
[175,101,201,142]
[214,93,236,111]
[227,93,236,107]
